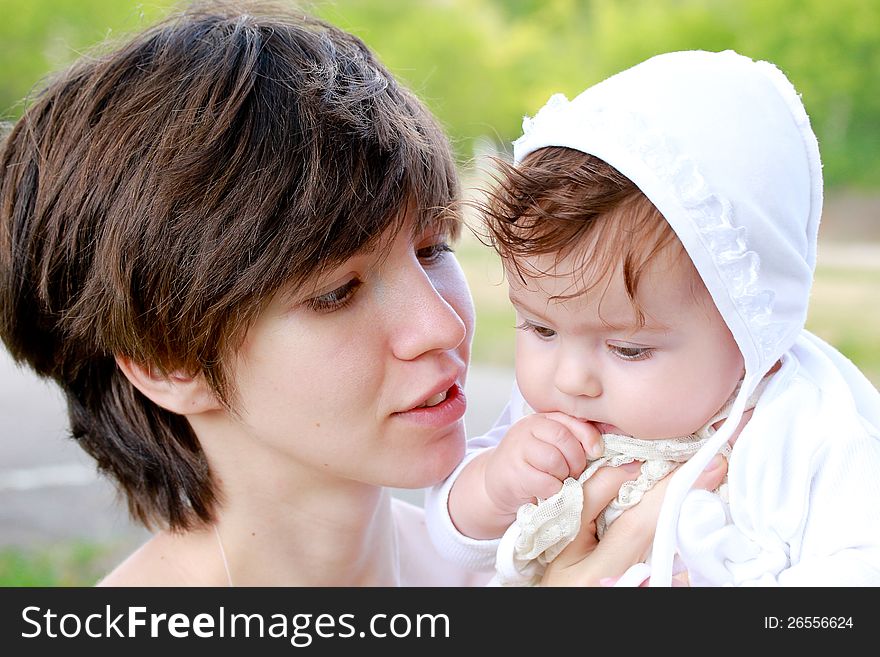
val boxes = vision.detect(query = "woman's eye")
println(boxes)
[306,278,362,312]
[515,321,556,339]
[417,242,454,264]
[608,344,653,361]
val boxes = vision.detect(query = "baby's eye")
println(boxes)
[417,242,454,265]
[515,321,556,339]
[306,278,362,313]
[607,344,653,361]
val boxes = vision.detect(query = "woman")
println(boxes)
[0,2,721,586]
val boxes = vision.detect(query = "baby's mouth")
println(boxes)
[594,422,628,436]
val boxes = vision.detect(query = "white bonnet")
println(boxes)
[512,50,824,585]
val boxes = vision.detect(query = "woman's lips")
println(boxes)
[392,383,466,428]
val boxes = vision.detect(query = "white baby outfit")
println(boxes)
[426,50,880,586]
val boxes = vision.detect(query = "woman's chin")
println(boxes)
[392,434,466,490]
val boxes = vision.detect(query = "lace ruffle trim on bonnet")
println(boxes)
[519,94,787,363]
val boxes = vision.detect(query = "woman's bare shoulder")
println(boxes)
[96,530,221,587]
[392,497,492,587]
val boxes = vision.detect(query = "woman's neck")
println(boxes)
[209,468,400,587]
[175,406,411,586]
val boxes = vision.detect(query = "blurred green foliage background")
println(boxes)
[2,0,879,187]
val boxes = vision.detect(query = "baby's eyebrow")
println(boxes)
[507,291,545,316]
[590,314,671,334]
[509,291,671,334]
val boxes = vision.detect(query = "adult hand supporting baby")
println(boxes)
[540,455,728,586]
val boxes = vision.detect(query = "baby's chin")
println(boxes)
[596,422,703,441]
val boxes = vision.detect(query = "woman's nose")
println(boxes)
[389,267,468,361]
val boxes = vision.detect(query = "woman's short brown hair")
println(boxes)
[0,1,459,530]
[480,146,679,322]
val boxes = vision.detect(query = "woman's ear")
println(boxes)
[115,356,223,415]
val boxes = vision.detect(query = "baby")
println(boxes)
[427,50,880,586]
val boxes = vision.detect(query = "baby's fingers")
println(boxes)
[526,417,589,479]
[516,465,569,502]
[543,412,604,461]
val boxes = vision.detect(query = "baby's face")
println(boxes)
[506,240,744,439]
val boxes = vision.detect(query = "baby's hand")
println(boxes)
[484,412,603,515]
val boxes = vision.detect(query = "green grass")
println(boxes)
[0,541,117,586]
[807,263,880,386]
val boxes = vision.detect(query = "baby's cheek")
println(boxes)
[514,360,545,410]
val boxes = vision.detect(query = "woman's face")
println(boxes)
[226,217,474,489]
